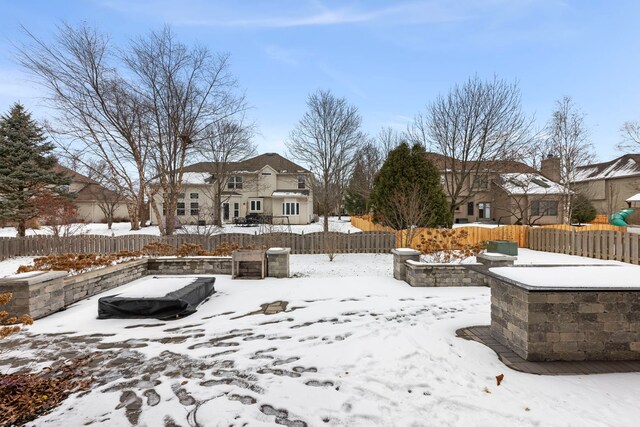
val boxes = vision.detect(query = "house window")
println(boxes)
[190,192,199,199]
[227,176,243,189]
[478,202,491,219]
[223,203,229,221]
[249,199,262,212]
[177,202,186,216]
[233,203,240,218]
[473,176,488,190]
[467,202,474,216]
[261,172,272,176]
[282,202,300,216]
[178,193,185,200]
[531,200,559,216]
[298,176,306,189]
[190,202,199,216]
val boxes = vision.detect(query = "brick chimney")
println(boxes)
[540,154,561,182]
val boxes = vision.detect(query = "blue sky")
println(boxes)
[1,0,639,162]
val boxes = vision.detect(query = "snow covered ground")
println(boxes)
[0,216,359,237]
[1,253,640,426]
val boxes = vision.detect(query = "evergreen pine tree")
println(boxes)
[344,160,369,215]
[571,193,597,224]
[369,142,450,229]
[0,103,70,236]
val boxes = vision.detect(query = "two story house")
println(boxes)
[572,154,640,223]
[161,153,314,226]
[426,153,569,225]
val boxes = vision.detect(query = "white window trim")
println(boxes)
[282,200,300,216]
[249,199,263,213]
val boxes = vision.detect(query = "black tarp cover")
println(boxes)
[98,277,216,320]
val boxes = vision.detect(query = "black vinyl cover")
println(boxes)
[98,277,216,320]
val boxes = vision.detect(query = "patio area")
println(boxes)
[2,252,640,426]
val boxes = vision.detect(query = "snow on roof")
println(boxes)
[496,173,567,195]
[626,193,640,202]
[272,190,309,198]
[573,154,640,182]
[181,172,212,185]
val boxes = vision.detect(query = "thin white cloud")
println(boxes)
[98,0,467,29]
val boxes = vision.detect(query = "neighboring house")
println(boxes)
[155,153,314,226]
[425,153,568,225]
[54,165,130,223]
[572,154,640,220]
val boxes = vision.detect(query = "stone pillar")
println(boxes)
[391,248,421,281]
[476,252,516,268]
[0,271,68,319]
[266,247,290,278]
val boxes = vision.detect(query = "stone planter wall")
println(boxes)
[0,252,287,320]
[147,257,231,275]
[63,259,148,307]
[404,261,489,287]
[488,273,640,361]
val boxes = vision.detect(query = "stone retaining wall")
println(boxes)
[404,261,489,287]
[147,257,231,275]
[488,273,640,361]
[0,254,283,320]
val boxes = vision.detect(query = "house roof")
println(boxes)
[573,154,640,182]
[495,173,568,196]
[184,152,310,175]
[627,193,640,203]
[425,152,538,174]
[53,164,125,203]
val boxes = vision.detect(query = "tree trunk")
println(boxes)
[214,189,222,227]
[17,219,26,237]
[323,197,330,232]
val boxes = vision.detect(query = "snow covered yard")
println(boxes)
[0,216,359,237]
[1,253,640,426]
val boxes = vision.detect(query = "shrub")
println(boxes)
[572,193,597,224]
[416,229,486,263]
[0,293,33,339]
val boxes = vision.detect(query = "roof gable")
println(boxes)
[183,153,310,175]
[574,154,640,182]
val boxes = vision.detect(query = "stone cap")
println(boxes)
[406,259,481,268]
[476,252,517,261]
[266,247,290,255]
[0,270,68,285]
[392,248,421,256]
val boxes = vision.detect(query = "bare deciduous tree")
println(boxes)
[124,26,246,235]
[618,120,640,153]
[17,24,149,231]
[286,90,364,232]
[377,126,403,156]
[412,76,533,222]
[17,24,246,236]
[196,118,256,226]
[382,184,436,247]
[545,96,595,223]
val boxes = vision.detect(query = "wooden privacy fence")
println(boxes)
[351,216,627,249]
[0,231,396,260]
[528,228,640,265]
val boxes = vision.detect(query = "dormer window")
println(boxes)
[298,176,306,189]
[227,175,243,189]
